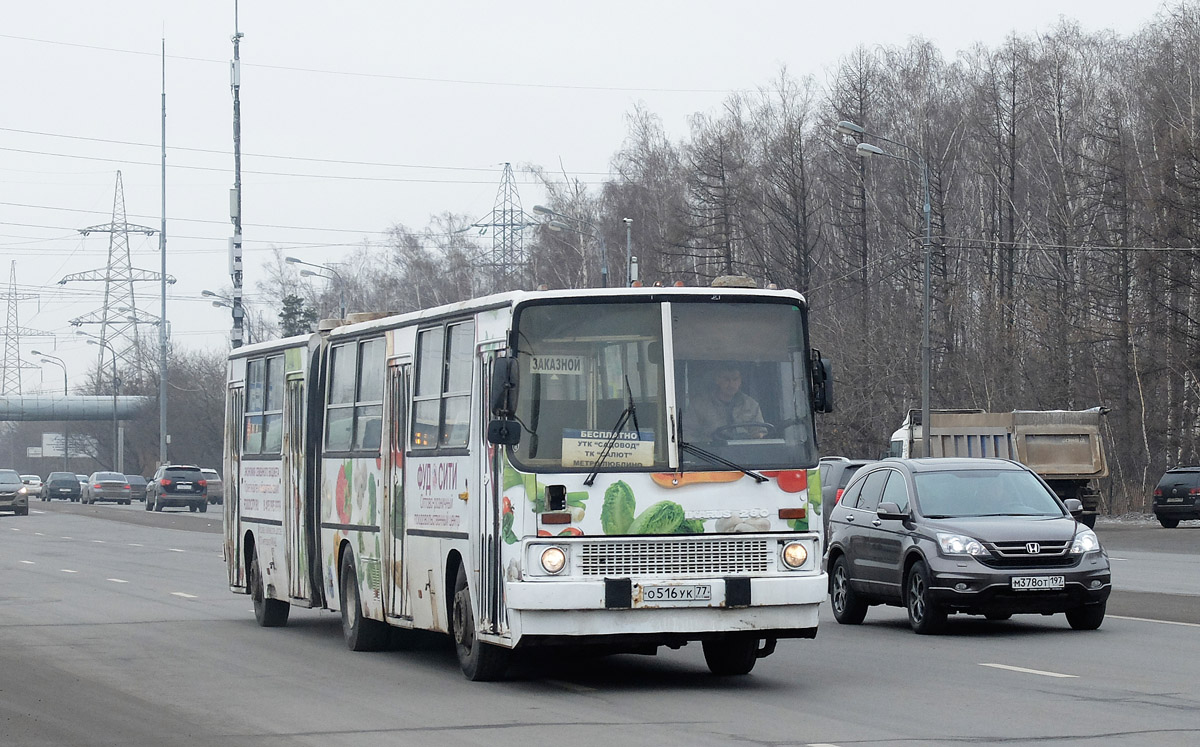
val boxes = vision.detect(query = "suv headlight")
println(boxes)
[1070,529,1101,554]
[937,532,988,556]
[17,486,27,495]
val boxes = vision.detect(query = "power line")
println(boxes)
[0,33,750,94]
[0,126,614,176]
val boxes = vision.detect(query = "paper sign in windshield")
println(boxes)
[561,429,656,468]
[530,355,585,375]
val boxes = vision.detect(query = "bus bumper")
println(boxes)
[504,574,825,640]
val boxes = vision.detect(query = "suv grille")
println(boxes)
[579,537,769,577]
[980,540,1078,569]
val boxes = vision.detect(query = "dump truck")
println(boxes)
[887,407,1109,527]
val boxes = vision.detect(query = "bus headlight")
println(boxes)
[539,546,567,575]
[780,541,808,569]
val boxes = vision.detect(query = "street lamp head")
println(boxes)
[201,289,218,298]
[86,339,97,347]
[532,204,554,216]
[836,120,866,136]
[31,349,44,356]
[299,269,319,278]
[546,220,570,233]
[212,300,231,309]
[856,142,887,158]
[285,256,302,265]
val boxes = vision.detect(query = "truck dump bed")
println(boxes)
[917,408,1108,480]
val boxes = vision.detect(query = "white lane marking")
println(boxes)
[61,569,78,574]
[34,532,44,536]
[1109,614,1200,629]
[107,578,128,584]
[9,527,20,531]
[809,744,844,747]
[20,560,35,565]
[1108,556,1128,561]
[544,679,597,693]
[127,543,143,547]
[169,548,185,553]
[92,539,106,543]
[171,592,198,599]
[61,536,72,540]
[979,663,1076,678]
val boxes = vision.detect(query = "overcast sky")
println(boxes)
[2,0,1163,393]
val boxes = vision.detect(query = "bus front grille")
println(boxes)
[579,537,770,577]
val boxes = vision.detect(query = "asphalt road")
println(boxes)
[2,505,1198,747]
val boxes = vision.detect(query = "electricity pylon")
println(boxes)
[1,261,53,395]
[59,171,174,382]
[470,163,538,292]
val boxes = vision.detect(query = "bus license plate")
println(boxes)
[640,584,712,603]
[1011,576,1064,591]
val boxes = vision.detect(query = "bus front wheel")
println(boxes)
[702,634,759,676]
[339,555,388,651]
[451,564,510,681]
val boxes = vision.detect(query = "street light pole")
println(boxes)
[838,121,933,458]
[285,257,346,320]
[85,338,120,471]
[33,351,69,471]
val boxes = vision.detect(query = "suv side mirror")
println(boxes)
[1063,498,1083,516]
[877,502,909,521]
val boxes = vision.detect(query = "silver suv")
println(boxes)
[0,469,30,515]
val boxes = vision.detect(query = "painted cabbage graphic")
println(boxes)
[601,480,636,534]
[628,500,686,535]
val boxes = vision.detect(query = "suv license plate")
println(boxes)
[1167,496,1184,503]
[176,482,192,489]
[1012,576,1064,591]
[640,584,712,603]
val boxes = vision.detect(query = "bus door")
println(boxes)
[479,350,504,635]
[225,384,245,589]
[384,361,410,619]
[282,373,310,602]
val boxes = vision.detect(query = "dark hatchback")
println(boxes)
[146,465,208,512]
[826,458,1110,634]
[1152,467,1200,528]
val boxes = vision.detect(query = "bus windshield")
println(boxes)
[509,299,817,472]
[674,301,817,470]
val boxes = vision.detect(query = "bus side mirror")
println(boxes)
[490,355,518,417]
[487,419,521,446]
[811,351,833,413]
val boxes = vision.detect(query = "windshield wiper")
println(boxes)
[583,377,642,487]
[677,440,768,483]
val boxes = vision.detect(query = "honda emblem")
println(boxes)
[1026,542,1041,554]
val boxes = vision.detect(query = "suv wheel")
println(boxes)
[1157,516,1180,529]
[830,555,868,624]
[1066,601,1106,630]
[906,561,947,635]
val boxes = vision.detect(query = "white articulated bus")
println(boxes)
[223,285,833,679]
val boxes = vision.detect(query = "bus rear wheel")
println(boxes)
[451,564,509,681]
[339,555,388,651]
[250,547,290,627]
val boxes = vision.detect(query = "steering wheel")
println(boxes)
[710,422,777,440]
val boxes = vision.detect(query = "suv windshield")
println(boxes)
[0,469,20,482]
[914,469,1064,518]
[508,299,818,473]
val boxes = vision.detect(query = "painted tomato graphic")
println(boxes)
[762,470,807,493]
[335,464,352,523]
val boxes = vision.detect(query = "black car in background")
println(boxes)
[818,456,873,536]
[42,471,82,502]
[1152,467,1200,528]
[826,458,1110,634]
[146,465,208,513]
[124,475,148,502]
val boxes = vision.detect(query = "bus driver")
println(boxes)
[686,364,767,440]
